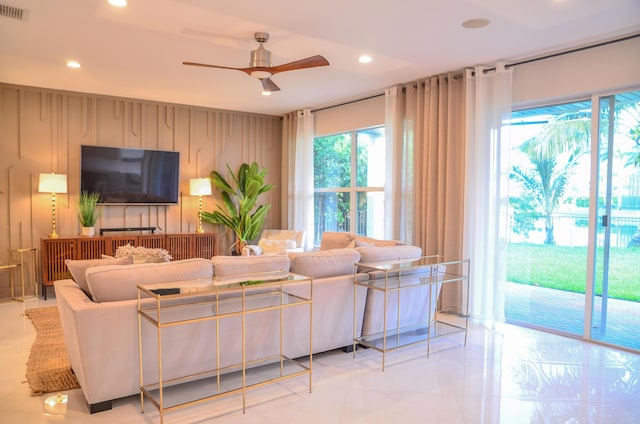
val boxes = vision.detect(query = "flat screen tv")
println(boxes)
[80,145,180,205]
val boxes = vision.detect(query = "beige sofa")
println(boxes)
[54,249,369,413]
[316,232,436,339]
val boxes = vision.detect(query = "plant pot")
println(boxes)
[81,226,95,237]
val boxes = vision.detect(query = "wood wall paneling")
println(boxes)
[0,83,282,300]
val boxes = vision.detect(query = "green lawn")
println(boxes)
[507,243,640,302]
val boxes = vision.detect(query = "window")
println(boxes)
[313,126,385,243]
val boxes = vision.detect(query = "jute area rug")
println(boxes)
[25,306,80,395]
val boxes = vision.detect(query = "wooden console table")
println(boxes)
[41,233,217,299]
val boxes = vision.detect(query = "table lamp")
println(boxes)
[189,178,211,233]
[39,173,67,238]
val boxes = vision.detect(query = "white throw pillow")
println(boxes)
[258,238,297,254]
[114,243,172,263]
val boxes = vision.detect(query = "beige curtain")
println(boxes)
[385,72,468,313]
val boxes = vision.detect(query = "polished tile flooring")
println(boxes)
[1,298,639,423]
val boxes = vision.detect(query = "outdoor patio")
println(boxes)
[505,282,640,351]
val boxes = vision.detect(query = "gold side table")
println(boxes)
[9,248,38,302]
[0,262,19,302]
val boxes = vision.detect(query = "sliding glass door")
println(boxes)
[506,89,640,351]
[506,100,592,337]
[589,91,640,350]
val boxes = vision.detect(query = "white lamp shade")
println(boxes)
[189,178,212,196]
[38,173,68,194]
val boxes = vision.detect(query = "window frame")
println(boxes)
[314,125,385,239]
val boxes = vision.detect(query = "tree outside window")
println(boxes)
[314,126,385,244]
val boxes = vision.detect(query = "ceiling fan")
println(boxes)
[183,32,329,93]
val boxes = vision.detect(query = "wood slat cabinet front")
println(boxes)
[41,233,217,299]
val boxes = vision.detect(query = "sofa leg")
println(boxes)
[342,344,354,353]
[89,400,112,414]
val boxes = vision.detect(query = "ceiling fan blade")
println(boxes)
[269,55,329,75]
[183,61,248,73]
[261,78,281,92]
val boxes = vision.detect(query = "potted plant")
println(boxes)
[78,191,100,236]
[201,162,274,254]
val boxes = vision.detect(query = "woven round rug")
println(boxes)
[25,306,80,395]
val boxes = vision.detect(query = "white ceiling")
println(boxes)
[1,0,639,116]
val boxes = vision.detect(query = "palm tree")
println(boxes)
[511,149,583,244]
[510,110,590,245]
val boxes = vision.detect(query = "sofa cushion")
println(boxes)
[354,235,401,247]
[212,255,290,282]
[319,232,356,250]
[288,248,361,279]
[356,245,423,263]
[65,256,134,295]
[86,258,213,302]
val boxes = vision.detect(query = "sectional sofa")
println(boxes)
[53,233,424,413]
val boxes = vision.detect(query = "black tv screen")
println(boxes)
[80,145,180,204]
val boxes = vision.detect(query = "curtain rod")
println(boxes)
[311,32,639,111]
[311,93,384,113]
[483,32,640,73]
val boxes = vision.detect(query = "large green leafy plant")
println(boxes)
[201,162,274,253]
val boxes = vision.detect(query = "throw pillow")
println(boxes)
[65,256,134,296]
[114,243,172,263]
[258,238,297,255]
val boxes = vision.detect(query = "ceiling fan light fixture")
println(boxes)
[108,0,128,7]
[260,77,280,93]
[251,70,272,79]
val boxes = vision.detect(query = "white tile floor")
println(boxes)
[1,298,639,423]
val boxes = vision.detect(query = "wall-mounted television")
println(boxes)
[80,145,180,205]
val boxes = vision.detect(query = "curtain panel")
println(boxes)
[385,67,512,318]
[281,109,315,250]
[463,65,513,322]
[385,73,468,313]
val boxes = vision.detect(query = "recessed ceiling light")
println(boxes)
[108,0,128,7]
[359,55,373,64]
[261,90,272,96]
[66,61,81,69]
[462,18,490,29]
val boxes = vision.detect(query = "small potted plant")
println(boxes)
[78,191,100,236]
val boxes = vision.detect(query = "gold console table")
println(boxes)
[354,255,470,370]
[137,272,313,423]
